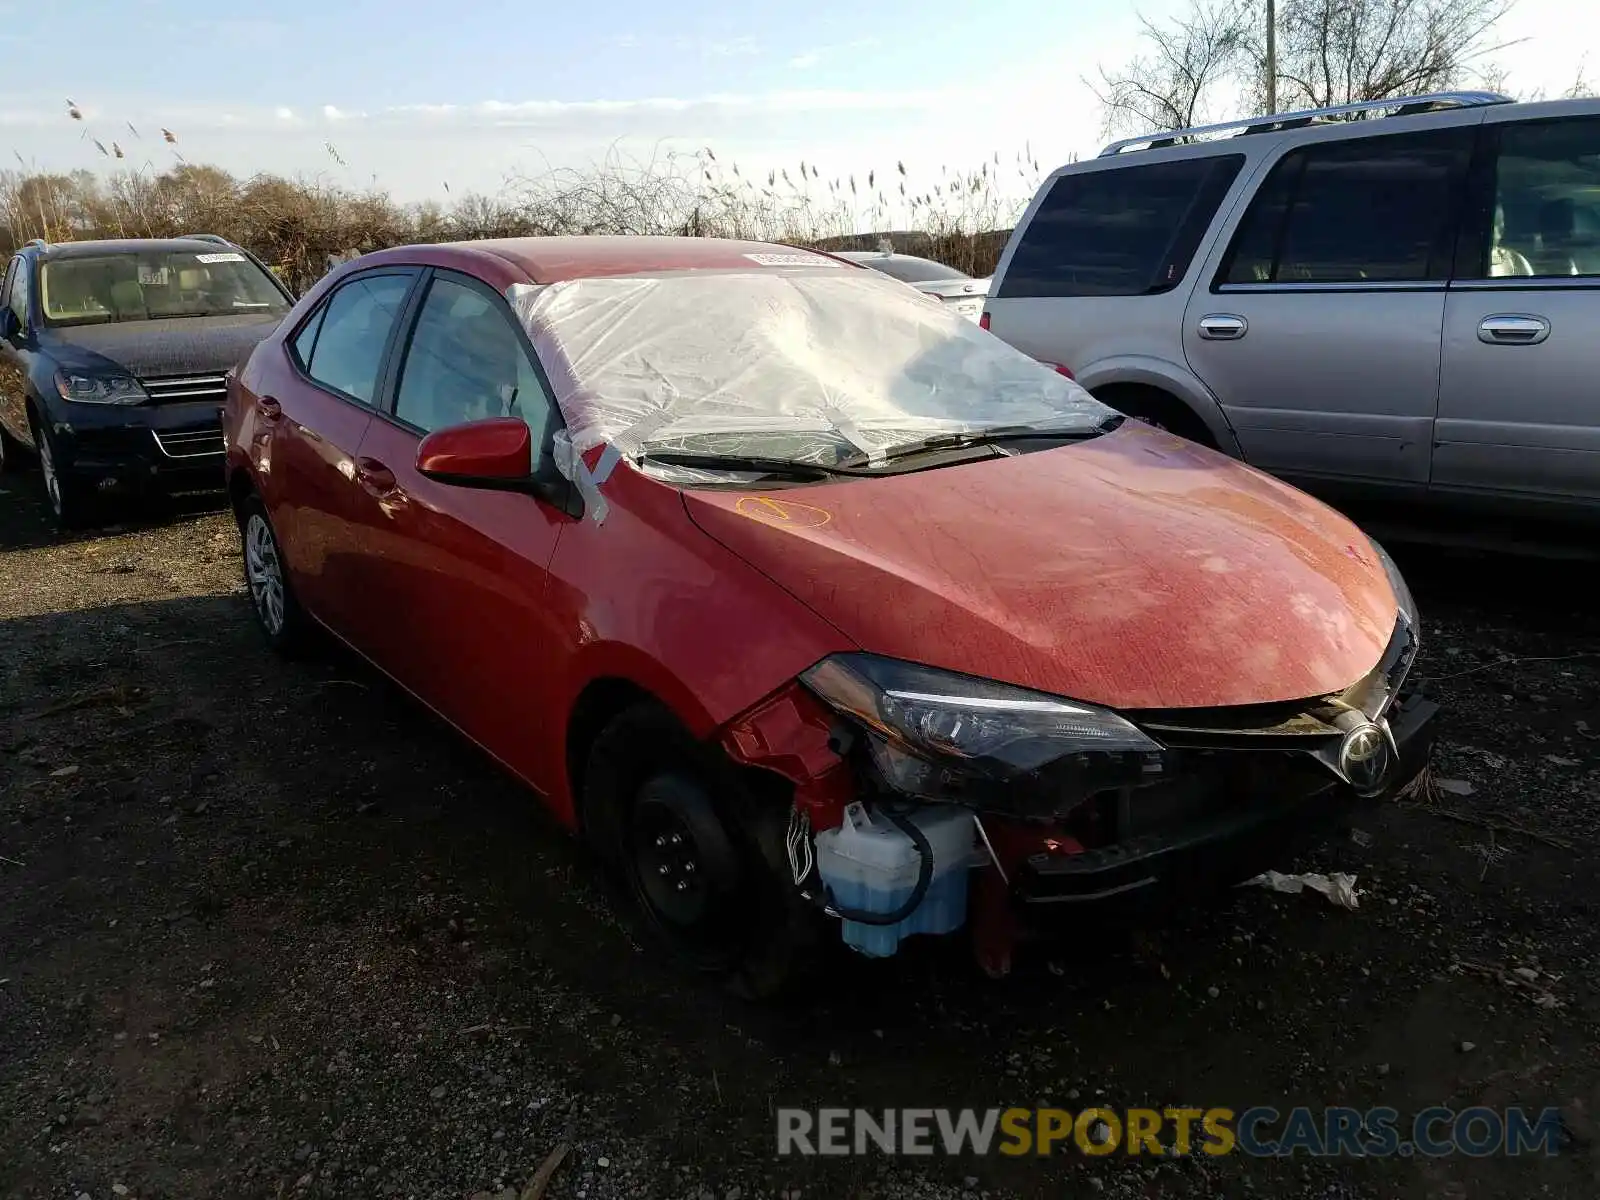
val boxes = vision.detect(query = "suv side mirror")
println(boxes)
[0,307,19,342]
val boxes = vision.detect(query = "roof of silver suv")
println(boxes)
[1096,90,1515,158]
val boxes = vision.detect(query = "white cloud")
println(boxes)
[275,107,296,121]
[789,53,820,70]
[673,34,761,58]
[322,104,366,121]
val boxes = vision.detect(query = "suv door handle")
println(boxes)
[1197,314,1248,341]
[1478,314,1550,345]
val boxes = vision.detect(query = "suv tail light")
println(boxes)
[1045,362,1075,380]
[978,311,991,331]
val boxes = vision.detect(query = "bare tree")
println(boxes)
[1261,0,1519,112]
[1489,55,1596,101]
[1090,1,1253,135]
[1096,0,1519,135]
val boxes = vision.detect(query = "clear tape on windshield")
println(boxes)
[505,267,1111,479]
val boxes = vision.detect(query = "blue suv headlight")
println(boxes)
[54,370,148,406]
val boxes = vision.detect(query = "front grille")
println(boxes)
[152,425,225,459]
[140,373,229,405]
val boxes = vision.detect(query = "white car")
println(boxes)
[833,250,989,322]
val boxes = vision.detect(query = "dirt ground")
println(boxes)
[2,465,1598,1200]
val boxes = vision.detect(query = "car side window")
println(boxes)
[1472,117,1600,279]
[9,257,30,330]
[996,155,1244,298]
[392,275,553,452]
[290,304,326,368]
[297,273,411,405]
[1220,128,1474,285]
[0,259,15,330]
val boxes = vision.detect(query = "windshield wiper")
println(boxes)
[636,449,873,480]
[837,416,1125,469]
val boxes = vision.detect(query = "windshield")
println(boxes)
[509,266,1111,480]
[859,255,973,284]
[40,249,290,326]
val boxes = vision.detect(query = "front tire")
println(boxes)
[583,703,821,999]
[31,414,95,528]
[238,495,309,655]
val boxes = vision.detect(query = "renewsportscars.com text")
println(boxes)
[776,1105,1564,1158]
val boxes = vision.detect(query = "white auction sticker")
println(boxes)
[743,252,840,267]
[195,251,247,264]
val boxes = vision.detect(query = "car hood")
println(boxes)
[681,424,1399,712]
[43,313,283,378]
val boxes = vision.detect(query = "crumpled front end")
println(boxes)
[717,581,1438,974]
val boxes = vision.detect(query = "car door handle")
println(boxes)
[355,456,398,497]
[256,395,283,421]
[1197,314,1248,341]
[1478,314,1550,345]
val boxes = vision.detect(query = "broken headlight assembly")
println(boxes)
[1340,536,1421,722]
[800,653,1169,819]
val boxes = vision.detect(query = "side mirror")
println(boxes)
[416,416,534,486]
[414,415,582,515]
[0,307,19,341]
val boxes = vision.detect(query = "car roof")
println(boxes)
[834,250,937,265]
[35,237,242,261]
[423,235,850,284]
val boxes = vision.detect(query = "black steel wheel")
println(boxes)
[583,702,823,999]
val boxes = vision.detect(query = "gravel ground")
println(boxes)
[2,466,1598,1200]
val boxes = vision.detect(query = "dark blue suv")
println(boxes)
[0,234,295,527]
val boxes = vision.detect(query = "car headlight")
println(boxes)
[801,653,1167,817]
[55,370,147,406]
[1342,536,1420,720]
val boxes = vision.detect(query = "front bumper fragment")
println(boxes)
[1011,690,1438,912]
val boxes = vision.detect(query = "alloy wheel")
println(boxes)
[244,512,287,636]
[37,427,61,515]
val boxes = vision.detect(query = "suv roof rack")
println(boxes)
[1098,90,1514,157]
[178,233,232,246]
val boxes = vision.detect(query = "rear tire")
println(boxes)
[1098,387,1218,448]
[238,494,310,655]
[583,702,821,1000]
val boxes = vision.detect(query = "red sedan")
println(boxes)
[223,236,1436,995]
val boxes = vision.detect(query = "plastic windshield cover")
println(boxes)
[506,265,1112,489]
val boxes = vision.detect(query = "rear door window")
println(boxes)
[1220,128,1474,284]
[296,273,413,406]
[1473,116,1600,278]
[997,155,1244,298]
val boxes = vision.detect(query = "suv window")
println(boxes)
[297,273,412,405]
[10,257,30,329]
[997,155,1244,298]
[1221,128,1474,285]
[1476,117,1600,279]
[393,275,552,448]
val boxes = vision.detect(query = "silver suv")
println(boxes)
[984,92,1600,523]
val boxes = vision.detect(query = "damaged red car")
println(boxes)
[222,236,1437,995]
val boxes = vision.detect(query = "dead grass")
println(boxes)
[1,134,1044,291]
